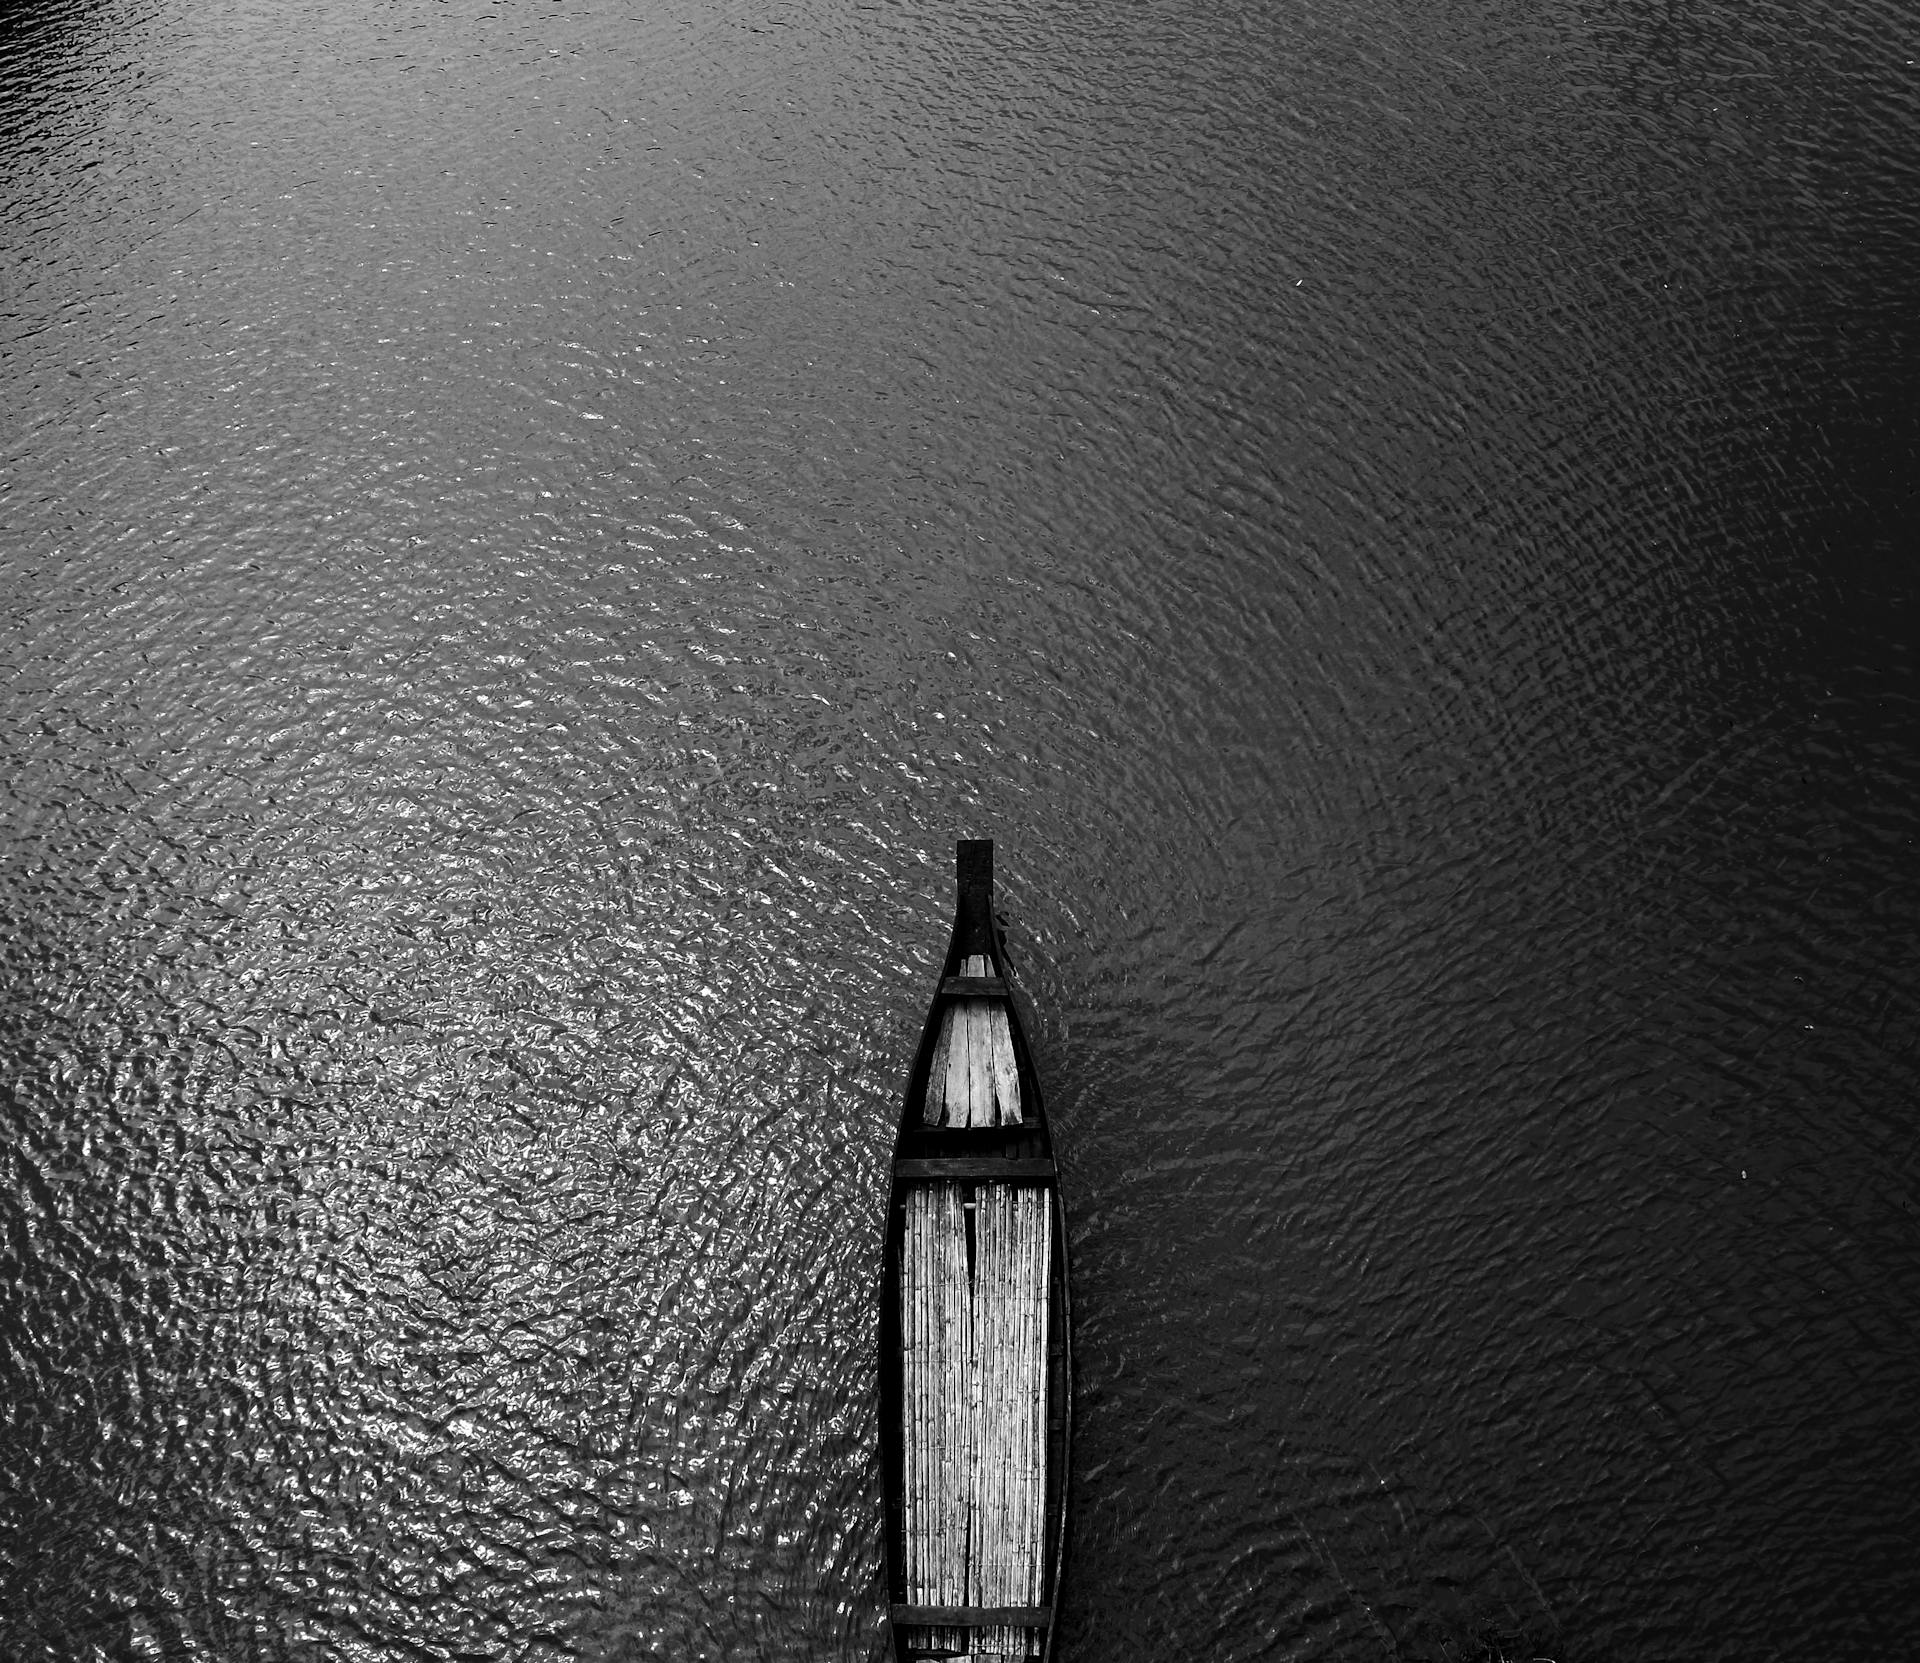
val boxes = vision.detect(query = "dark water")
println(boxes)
[4,0,1917,1657]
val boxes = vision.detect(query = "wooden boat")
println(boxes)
[880,840,1071,1661]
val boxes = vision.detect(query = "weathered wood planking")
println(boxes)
[924,955,1023,1128]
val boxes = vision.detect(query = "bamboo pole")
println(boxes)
[1006,1189,1023,1634]
[986,1184,1003,1613]
[905,1193,917,1608]
[964,1184,976,1616]
[1004,1194,1020,1655]
[907,1190,925,1630]
[990,1186,1003,1608]
[927,1192,935,1609]
[925,1192,938,1620]
[916,1192,929,1609]
[957,1181,969,1618]
[983,1185,993,1606]
[983,1182,998,1643]
[945,1186,954,1608]
[1035,1191,1047,1606]
[908,1192,919,1603]
[1013,1182,1029,1651]
[1012,1183,1030,1655]
[1029,1188,1041,1603]
[938,1186,953,1628]
[1006,1186,1019,1610]
[1006,1187,1019,1655]
[1021,1188,1037,1613]
[924,1196,932,1612]
[959,1183,973,1654]
[948,1182,968,1653]
[978,1184,993,1611]
[1021,1182,1036,1597]
[1006,1182,1021,1643]
[983,1182,998,1613]
[926,1194,938,1622]
[967,1187,984,1613]
[943,1186,951,1615]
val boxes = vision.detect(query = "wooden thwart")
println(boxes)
[891,1606,1051,1629]
[895,1158,1055,1182]
[939,976,1010,998]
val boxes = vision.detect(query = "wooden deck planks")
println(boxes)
[923,955,1022,1129]
[899,1178,1051,1658]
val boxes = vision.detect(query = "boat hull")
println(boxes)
[880,841,1070,1661]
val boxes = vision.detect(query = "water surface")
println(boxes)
[3,0,1917,1657]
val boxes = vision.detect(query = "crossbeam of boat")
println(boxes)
[894,1157,1056,1182]
[938,976,1010,998]
[890,1605,1051,1629]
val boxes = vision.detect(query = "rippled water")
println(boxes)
[4,0,1917,1657]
